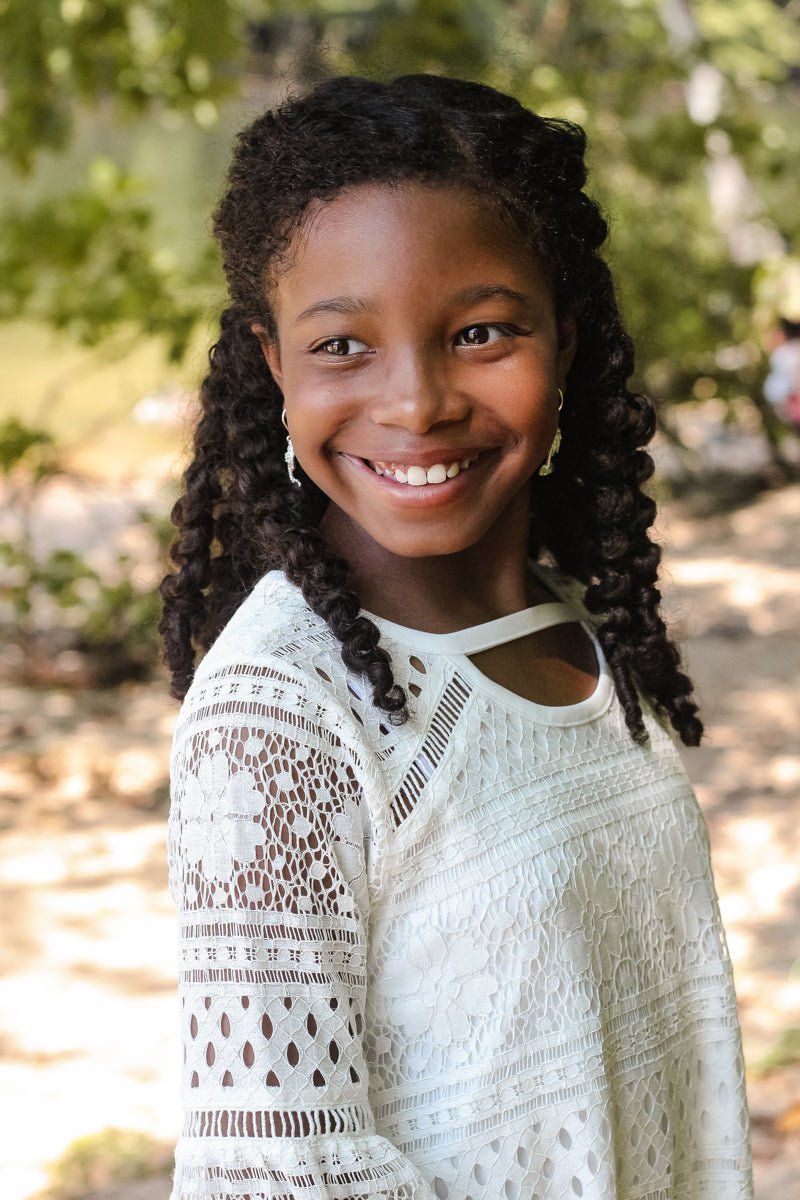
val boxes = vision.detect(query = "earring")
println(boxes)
[281,407,302,488]
[538,388,565,477]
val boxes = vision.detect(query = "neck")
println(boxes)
[319,488,548,633]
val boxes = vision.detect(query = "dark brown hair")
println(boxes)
[159,73,702,746]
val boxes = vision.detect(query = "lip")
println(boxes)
[337,448,500,506]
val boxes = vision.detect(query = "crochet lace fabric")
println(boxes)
[166,566,754,1200]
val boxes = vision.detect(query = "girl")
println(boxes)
[160,75,754,1200]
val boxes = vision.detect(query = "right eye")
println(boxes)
[312,336,369,357]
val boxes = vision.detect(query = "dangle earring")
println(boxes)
[281,407,302,488]
[538,388,565,477]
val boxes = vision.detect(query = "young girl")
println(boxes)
[160,75,754,1199]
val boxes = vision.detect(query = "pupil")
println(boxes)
[467,326,487,344]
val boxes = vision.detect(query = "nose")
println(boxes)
[371,347,469,433]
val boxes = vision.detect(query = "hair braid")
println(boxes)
[274,524,409,723]
[158,390,225,700]
[536,256,702,744]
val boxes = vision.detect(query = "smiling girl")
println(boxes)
[160,75,753,1200]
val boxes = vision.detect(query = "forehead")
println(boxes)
[270,182,548,316]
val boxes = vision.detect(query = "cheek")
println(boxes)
[281,359,330,411]
[484,360,555,431]
[286,373,356,455]
[288,359,374,422]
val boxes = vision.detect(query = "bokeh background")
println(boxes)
[1,3,799,1197]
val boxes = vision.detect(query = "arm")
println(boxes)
[167,657,436,1200]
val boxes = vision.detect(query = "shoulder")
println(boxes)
[189,569,446,737]
[170,572,403,899]
[172,570,429,837]
[169,571,472,901]
[194,569,326,674]
[178,570,372,759]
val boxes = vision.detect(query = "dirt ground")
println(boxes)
[1,482,798,1199]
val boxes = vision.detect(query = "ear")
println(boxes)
[251,323,283,391]
[556,316,578,386]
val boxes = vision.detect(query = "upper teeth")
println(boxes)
[370,456,481,484]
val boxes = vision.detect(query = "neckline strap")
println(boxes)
[364,601,578,655]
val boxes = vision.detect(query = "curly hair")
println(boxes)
[159,73,703,747]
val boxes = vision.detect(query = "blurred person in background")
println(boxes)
[764,315,800,431]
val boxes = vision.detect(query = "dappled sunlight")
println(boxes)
[668,556,797,635]
[654,484,800,1197]
[0,819,180,1200]
[0,681,178,1199]
[1,486,798,1198]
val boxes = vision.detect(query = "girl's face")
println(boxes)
[257,182,576,560]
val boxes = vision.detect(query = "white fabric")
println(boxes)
[359,595,577,655]
[166,561,754,1200]
[765,338,800,405]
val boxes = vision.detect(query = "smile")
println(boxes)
[336,449,500,507]
[366,453,484,484]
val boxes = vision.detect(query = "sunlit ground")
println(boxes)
[1,325,798,1197]
[659,487,800,1193]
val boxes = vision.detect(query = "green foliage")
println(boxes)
[1,0,799,413]
[0,533,165,682]
[81,560,162,650]
[0,414,56,476]
[0,415,165,682]
[0,538,159,653]
[751,1025,800,1075]
[40,1125,173,1198]
[305,0,800,406]
[0,157,215,359]
[0,0,241,170]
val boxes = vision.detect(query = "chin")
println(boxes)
[371,528,484,559]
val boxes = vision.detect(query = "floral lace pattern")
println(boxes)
[181,751,266,884]
[379,926,499,1046]
[166,567,754,1200]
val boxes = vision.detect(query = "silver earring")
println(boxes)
[281,407,302,488]
[538,388,565,477]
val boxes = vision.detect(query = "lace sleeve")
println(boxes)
[166,658,436,1200]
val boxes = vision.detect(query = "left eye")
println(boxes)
[456,324,511,347]
[314,336,369,356]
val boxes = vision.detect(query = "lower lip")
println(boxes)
[338,451,500,507]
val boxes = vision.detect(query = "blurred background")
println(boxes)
[0,2,798,1197]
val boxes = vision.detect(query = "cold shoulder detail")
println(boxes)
[166,562,754,1200]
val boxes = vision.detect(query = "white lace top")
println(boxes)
[166,560,754,1200]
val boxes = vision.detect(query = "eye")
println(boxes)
[312,336,369,357]
[455,323,526,347]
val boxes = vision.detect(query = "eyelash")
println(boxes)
[310,322,531,358]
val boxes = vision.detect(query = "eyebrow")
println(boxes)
[293,283,531,325]
[294,295,373,324]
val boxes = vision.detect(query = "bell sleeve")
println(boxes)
[166,655,437,1200]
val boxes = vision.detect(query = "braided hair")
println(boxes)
[159,74,703,746]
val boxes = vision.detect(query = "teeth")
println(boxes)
[369,455,481,485]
